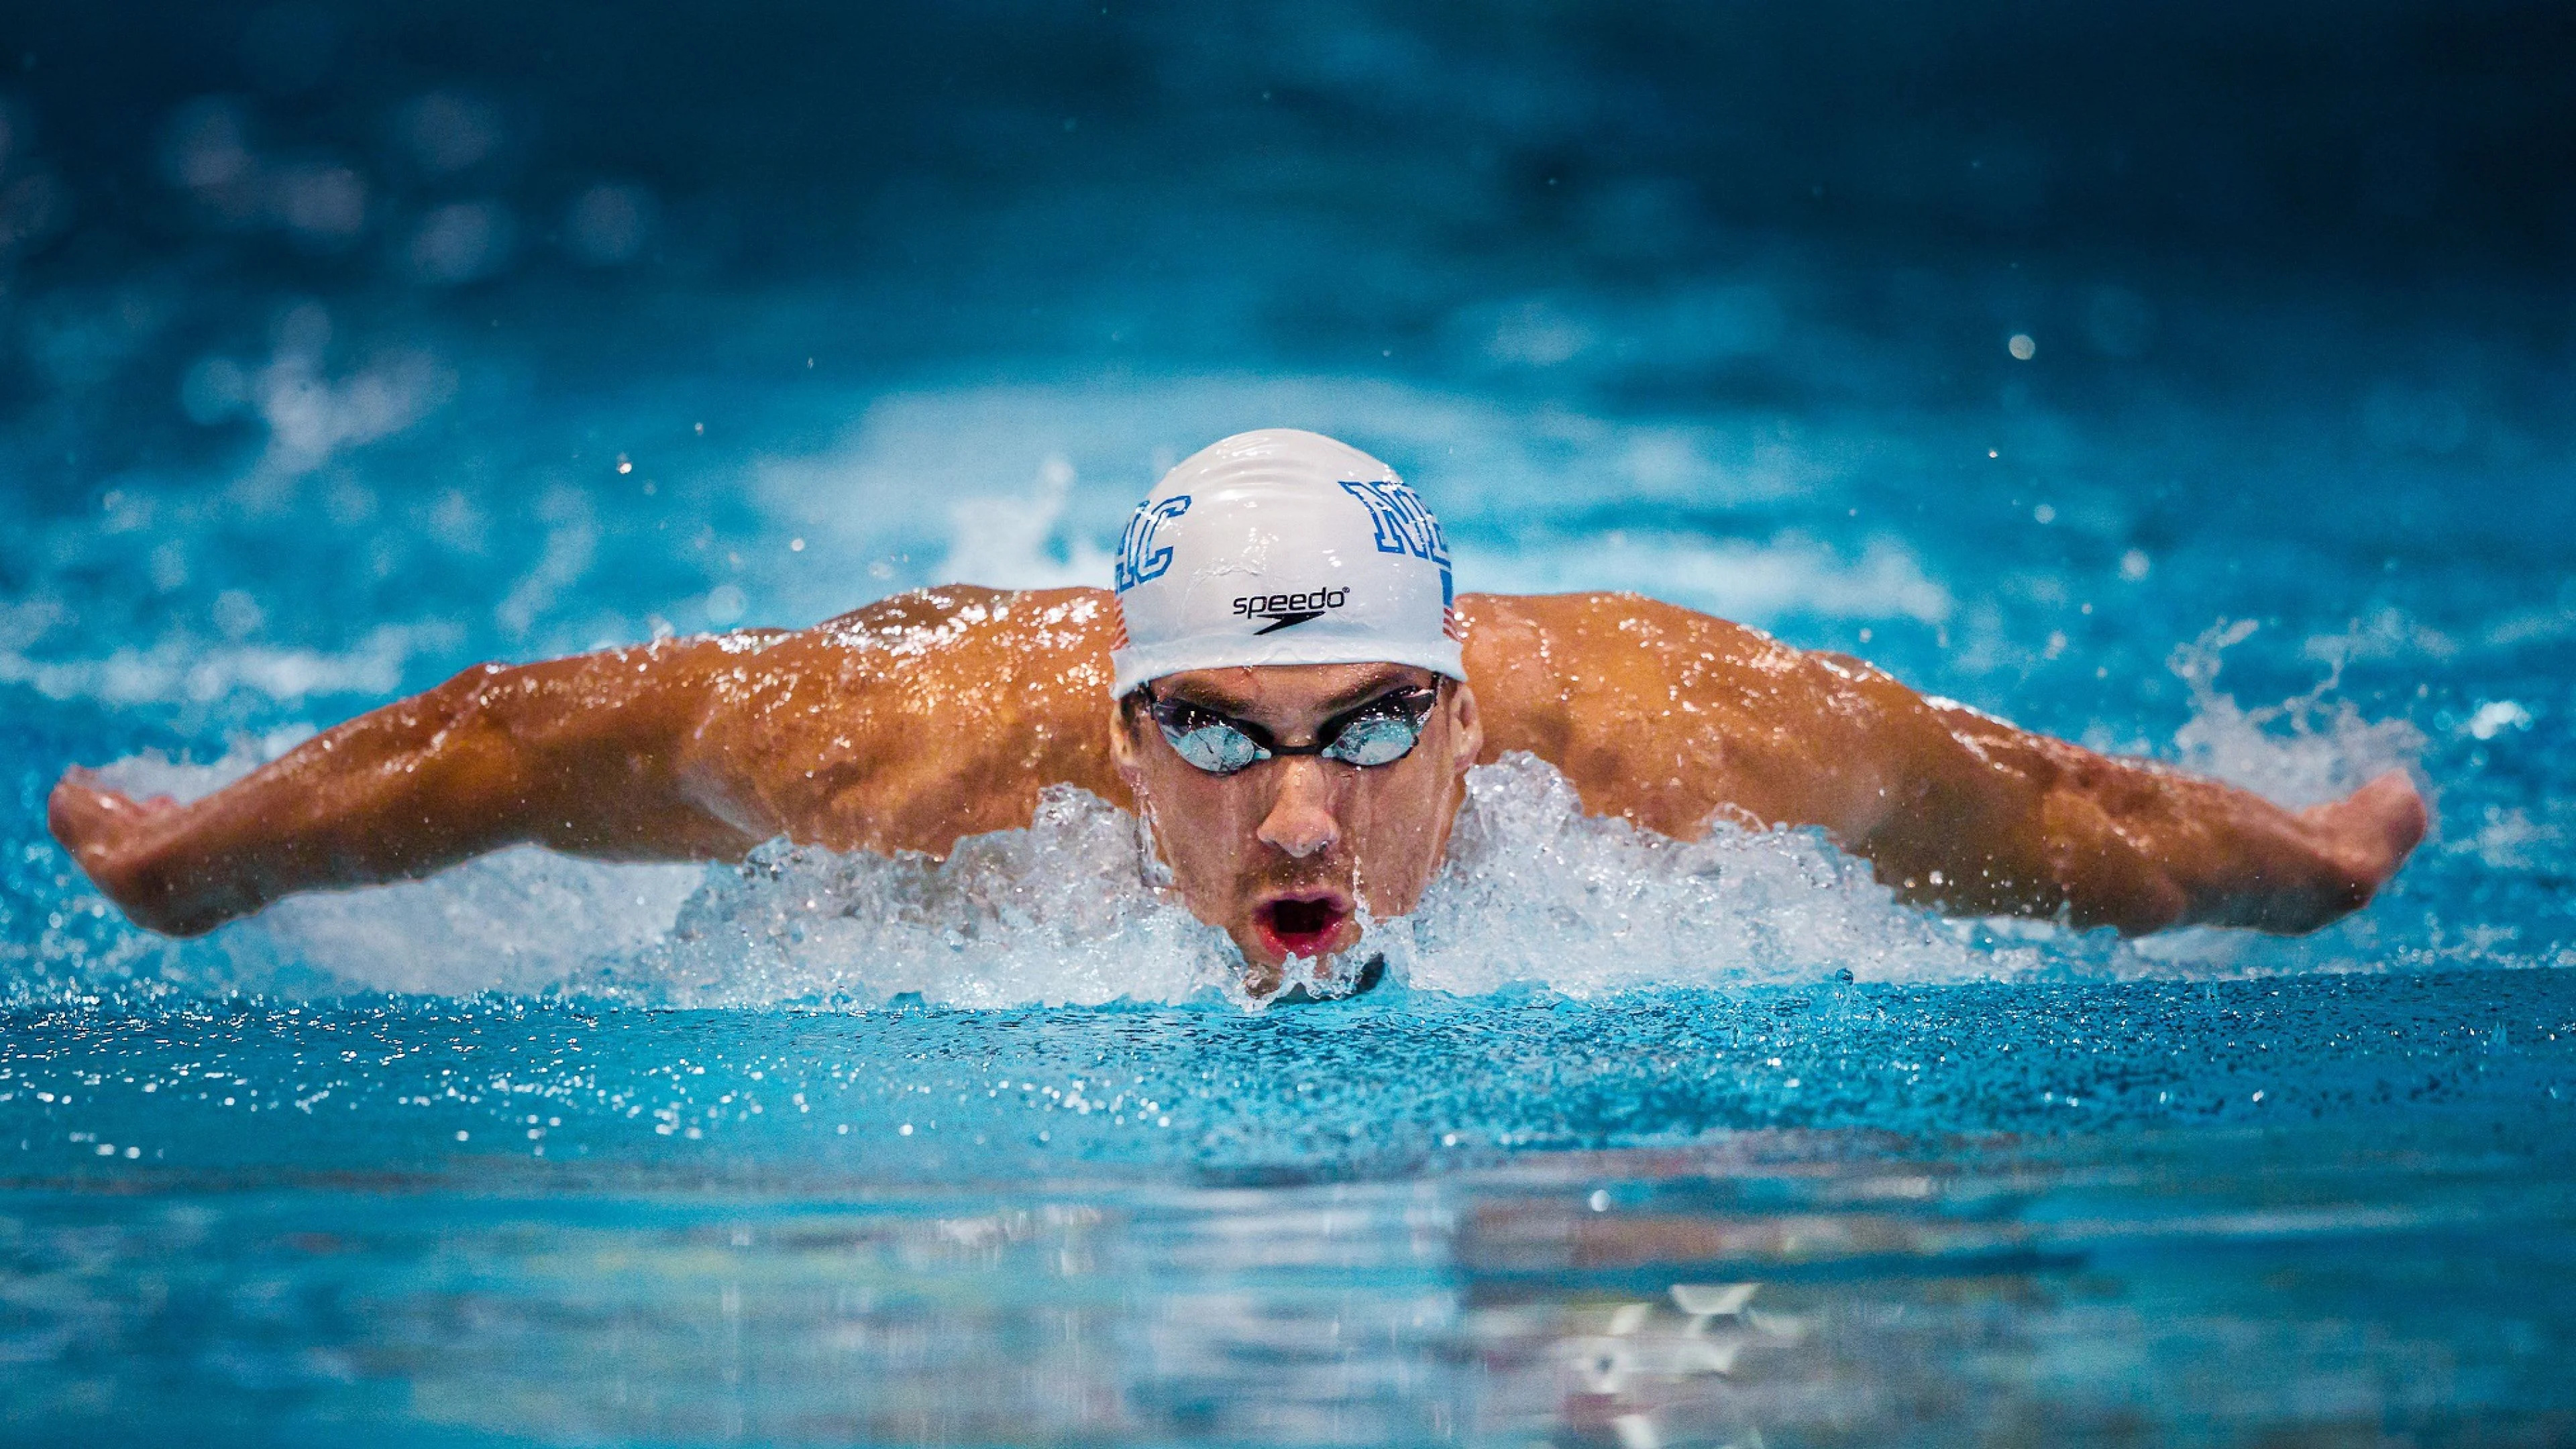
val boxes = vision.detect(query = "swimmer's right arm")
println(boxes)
[48,586,1126,936]
[46,635,787,936]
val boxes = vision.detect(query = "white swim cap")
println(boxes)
[1108,428,1464,698]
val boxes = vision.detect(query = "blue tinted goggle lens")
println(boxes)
[1162,720,1268,774]
[1146,686,1437,776]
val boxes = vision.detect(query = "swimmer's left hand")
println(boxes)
[2295,769,2431,916]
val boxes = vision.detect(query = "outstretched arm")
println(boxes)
[1462,592,2428,935]
[47,635,777,936]
[50,586,1130,937]
[1849,691,2426,933]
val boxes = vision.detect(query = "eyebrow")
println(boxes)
[1163,669,1430,718]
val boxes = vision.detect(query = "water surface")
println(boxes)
[6,2,2576,1442]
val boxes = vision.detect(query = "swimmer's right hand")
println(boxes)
[47,768,245,937]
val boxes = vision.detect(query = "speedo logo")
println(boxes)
[1234,586,1350,635]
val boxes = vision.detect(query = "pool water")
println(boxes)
[9,2,2576,1442]
[6,976,2573,1444]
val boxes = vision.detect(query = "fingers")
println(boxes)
[45,771,213,936]
[2355,769,2432,861]
[46,772,129,863]
[47,771,185,849]
[2286,771,2430,928]
[2306,770,2430,875]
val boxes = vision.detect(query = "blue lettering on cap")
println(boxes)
[1114,494,1192,592]
[1337,480,1450,566]
[1338,478,1452,605]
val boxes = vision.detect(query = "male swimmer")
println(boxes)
[49,429,2428,996]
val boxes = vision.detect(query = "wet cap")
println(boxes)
[1109,429,1464,699]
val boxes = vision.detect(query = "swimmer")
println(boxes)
[48,429,2428,996]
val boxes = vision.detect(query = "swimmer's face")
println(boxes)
[1109,662,1484,995]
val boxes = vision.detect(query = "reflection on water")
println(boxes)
[7,1124,2573,1445]
[1,966,2569,1440]
[1509,1280,1800,1449]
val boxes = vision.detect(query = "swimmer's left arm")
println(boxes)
[1837,681,2428,934]
[1464,592,2428,936]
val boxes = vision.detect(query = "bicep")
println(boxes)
[462,636,786,860]
[1471,594,1946,841]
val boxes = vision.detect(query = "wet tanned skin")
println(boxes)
[1107,662,1481,994]
[48,586,2429,965]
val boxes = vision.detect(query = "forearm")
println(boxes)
[2038,756,2349,932]
[1866,708,2410,934]
[54,644,763,934]
[101,673,545,930]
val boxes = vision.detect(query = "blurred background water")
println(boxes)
[3,1,2575,1444]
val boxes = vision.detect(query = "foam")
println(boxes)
[230,848,707,998]
[739,376,1904,623]
[612,784,1236,1009]
[99,752,2116,1006]
[592,752,2019,1009]
[936,453,1116,591]
[1385,753,1982,994]
[2167,619,2427,809]
[1457,531,1951,625]
[85,728,312,803]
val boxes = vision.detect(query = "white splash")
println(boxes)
[2167,619,2426,808]
[168,754,2015,1006]
[738,374,1909,623]
[1385,753,1982,994]
[85,727,313,803]
[937,453,1117,590]
[227,847,706,998]
[611,785,1236,1009]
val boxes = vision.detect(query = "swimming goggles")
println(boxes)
[1141,684,1440,776]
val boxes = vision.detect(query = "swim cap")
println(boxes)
[1108,429,1464,699]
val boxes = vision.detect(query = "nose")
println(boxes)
[1254,759,1342,859]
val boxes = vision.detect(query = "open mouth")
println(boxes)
[1254,892,1352,962]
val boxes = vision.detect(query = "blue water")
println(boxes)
[5,978,2573,1442]
[9,1,2576,1442]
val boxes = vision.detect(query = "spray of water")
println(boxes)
[57,688,2423,1010]
[2168,619,2427,808]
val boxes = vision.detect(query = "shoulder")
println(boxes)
[808,585,1118,651]
[1462,589,1781,645]
[684,585,1126,851]
[1453,590,1920,838]
[703,585,1118,680]
[1455,590,1900,753]
[1458,590,1798,698]
[663,585,1119,724]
